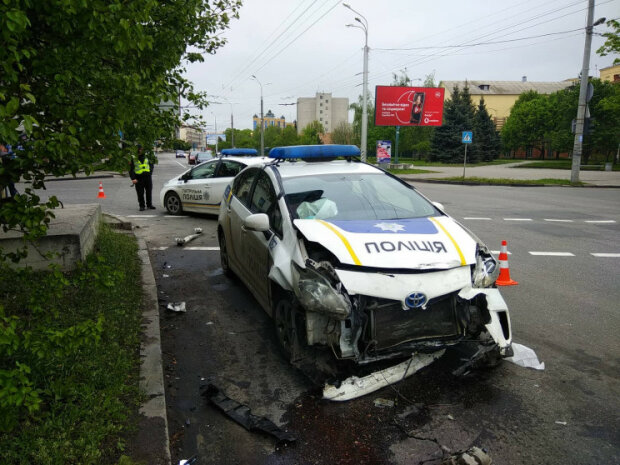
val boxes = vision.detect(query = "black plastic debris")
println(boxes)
[202,384,296,448]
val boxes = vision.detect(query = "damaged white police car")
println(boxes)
[218,145,512,386]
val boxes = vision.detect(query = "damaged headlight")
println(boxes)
[472,245,499,288]
[292,262,351,320]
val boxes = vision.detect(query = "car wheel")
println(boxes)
[218,230,233,278]
[274,292,304,363]
[164,192,183,215]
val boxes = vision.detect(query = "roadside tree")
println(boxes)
[472,97,501,161]
[0,0,241,261]
[300,121,325,145]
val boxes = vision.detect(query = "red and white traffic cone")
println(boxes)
[97,181,106,199]
[496,240,518,286]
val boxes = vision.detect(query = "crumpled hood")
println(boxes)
[293,216,477,269]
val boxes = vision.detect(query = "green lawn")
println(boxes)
[434,176,583,186]
[366,157,518,167]
[0,224,143,464]
[514,160,619,171]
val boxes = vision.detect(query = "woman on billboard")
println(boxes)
[409,92,425,125]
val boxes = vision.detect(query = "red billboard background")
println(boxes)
[374,86,445,127]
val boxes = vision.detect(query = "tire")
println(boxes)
[218,230,233,278]
[164,192,183,215]
[273,292,304,363]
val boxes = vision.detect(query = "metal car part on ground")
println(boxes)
[217,145,512,386]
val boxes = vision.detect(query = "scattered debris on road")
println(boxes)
[202,384,296,448]
[373,398,395,408]
[178,456,197,465]
[555,420,568,426]
[166,302,186,313]
[441,446,492,465]
[323,350,445,401]
[176,227,203,246]
[506,342,545,370]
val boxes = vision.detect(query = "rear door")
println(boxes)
[226,168,260,284]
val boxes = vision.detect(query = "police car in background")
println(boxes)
[160,148,267,215]
[218,145,512,369]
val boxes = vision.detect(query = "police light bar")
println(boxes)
[268,145,360,159]
[221,148,258,156]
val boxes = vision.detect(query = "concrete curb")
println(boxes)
[135,237,172,465]
[44,173,117,182]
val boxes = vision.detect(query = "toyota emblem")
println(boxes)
[405,292,427,310]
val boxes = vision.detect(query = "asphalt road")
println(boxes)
[25,153,620,464]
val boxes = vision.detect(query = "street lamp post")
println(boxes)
[251,75,265,157]
[570,1,605,183]
[344,3,369,162]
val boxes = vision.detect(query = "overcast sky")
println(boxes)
[185,0,620,132]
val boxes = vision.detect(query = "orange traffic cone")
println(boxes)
[496,240,518,286]
[97,181,106,199]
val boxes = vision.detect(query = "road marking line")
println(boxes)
[591,253,620,257]
[126,215,157,218]
[544,219,574,223]
[463,217,492,220]
[504,218,533,221]
[153,247,168,250]
[529,251,575,257]
[185,247,220,251]
[175,160,186,168]
[585,220,616,224]
[164,215,188,218]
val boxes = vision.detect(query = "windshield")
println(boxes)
[282,173,438,221]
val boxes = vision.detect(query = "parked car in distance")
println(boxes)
[217,144,512,371]
[160,154,268,215]
[175,150,186,158]
[195,150,214,164]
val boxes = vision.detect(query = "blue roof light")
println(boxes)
[269,145,360,160]
[221,148,258,156]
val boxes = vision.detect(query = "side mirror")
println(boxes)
[243,213,270,232]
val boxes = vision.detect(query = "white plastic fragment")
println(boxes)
[166,302,186,312]
[162,274,170,278]
[373,398,395,408]
[176,228,203,246]
[505,342,545,370]
[323,350,445,401]
[555,421,567,426]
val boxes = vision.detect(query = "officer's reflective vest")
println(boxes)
[134,158,151,175]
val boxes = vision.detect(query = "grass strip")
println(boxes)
[432,176,583,186]
[387,168,439,174]
[0,224,143,464]
[514,161,619,171]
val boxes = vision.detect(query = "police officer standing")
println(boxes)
[129,144,155,211]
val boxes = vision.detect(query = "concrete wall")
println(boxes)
[0,204,101,271]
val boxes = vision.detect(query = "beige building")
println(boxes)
[440,80,573,129]
[599,64,620,83]
[296,92,349,134]
[179,125,206,150]
[253,110,290,130]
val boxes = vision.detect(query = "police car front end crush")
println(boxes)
[217,145,512,399]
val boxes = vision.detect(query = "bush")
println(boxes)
[0,224,143,464]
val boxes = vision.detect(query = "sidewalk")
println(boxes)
[397,161,620,187]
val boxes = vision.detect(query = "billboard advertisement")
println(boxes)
[376,140,391,163]
[374,86,445,127]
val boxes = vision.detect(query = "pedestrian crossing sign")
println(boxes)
[462,131,473,144]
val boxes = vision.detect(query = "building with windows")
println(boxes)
[440,79,573,129]
[296,92,349,135]
[179,125,206,150]
[253,110,290,130]
[600,64,620,83]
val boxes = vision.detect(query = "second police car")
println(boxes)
[160,148,267,215]
[218,145,512,369]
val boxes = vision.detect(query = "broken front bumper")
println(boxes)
[303,266,512,363]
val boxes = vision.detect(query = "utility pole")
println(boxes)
[251,75,265,157]
[344,3,369,162]
[230,108,235,148]
[571,0,600,183]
